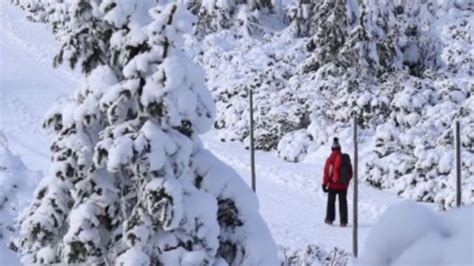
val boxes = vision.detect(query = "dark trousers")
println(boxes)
[325,189,348,224]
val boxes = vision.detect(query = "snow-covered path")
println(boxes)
[0,2,401,258]
[202,134,401,251]
[0,2,75,170]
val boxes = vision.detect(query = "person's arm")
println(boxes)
[323,156,332,186]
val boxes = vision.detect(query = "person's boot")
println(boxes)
[325,220,333,225]
[340,223,347,227]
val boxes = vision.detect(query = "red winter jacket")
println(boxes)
[323,150,351,190]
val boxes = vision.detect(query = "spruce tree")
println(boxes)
[193,0,277,36]
[13,1,278,264]
[301,0,359,73]
[289,0,358,38]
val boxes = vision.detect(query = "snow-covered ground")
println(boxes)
[0,2,412,263]
[201,133,403,252]
[357,202,473,265]
[0,2,75,170]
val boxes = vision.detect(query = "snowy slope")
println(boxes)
[0,2,404,263]
[357,202,473,265]
[0,2,75,171]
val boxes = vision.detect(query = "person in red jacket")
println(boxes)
[322,137,351,227]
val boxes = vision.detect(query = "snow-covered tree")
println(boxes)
[15,0,117,74]
[13,1,277,264]
[11,0,53,22]
[363,1,474,209]
[301,0,359,73]
[362,0,439,76]
[192,0,279,36]
[366,75,474,209]
[281,0,442,155]
[288,0,358,38]
[214,68,309,151]
[286,0,314,37]
[275,0,473,208]
[193,26,310,151]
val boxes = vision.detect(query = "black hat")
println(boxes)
[331,137,341,150]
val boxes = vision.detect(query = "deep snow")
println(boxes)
[0,1,418,264]
[357,202,473,265]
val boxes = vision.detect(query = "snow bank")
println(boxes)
[358,202,474,266]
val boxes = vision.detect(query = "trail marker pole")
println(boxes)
[250,89,256,192]
[455,121,461,207]
[353,116,359,257]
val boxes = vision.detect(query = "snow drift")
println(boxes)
[358,201,474,266]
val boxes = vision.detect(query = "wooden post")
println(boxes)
[353,116,358,257]
[455,121,461,207]
[249,89,256,192]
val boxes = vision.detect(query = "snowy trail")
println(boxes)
[0,2,401,257]
[0,2,76,170]
[202,134,401,251]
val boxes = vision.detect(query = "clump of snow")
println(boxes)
[279,244,349,266]
[358,201,474,265]
[277,129,315,162]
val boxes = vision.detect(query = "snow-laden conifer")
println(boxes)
[14,1,278,264]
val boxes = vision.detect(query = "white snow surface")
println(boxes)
[0,1,458,265]
[0,131,40,263]
[357,202,474,266]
